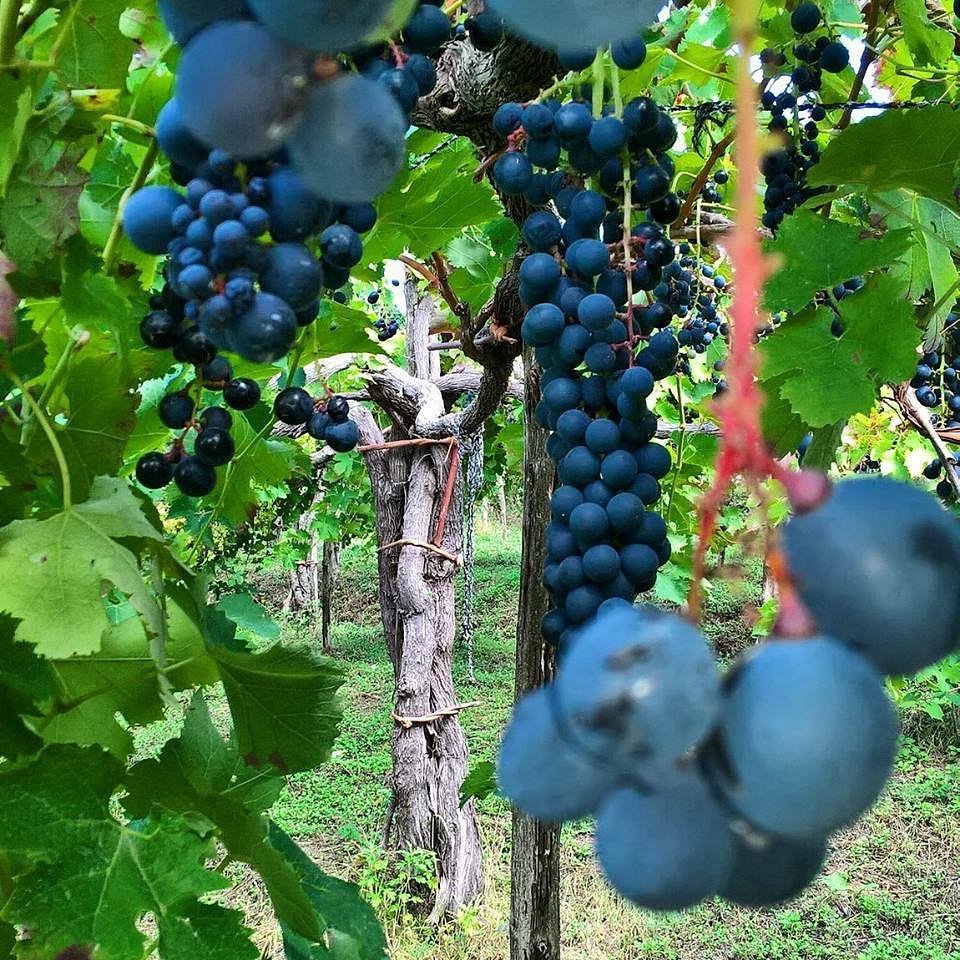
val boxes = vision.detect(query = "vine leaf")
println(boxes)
[0,615,56,759]
[124,693,324,943]
[26,356,139,504]
[763,211,910,314]
[209,639,344,775]
[459,759,497,806]
[362,139,501,266]
[807,105,960,209]
[0,158,87,272]
[54,0,137,90]
[0,477,162,657]
[761,274,917,426]
[892,0,953,68]
[270,824,389,960]
[38,588,218,757]
[0,744,245,960]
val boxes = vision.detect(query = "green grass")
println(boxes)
[146,521,960,960]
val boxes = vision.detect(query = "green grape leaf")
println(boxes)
[54,0,136,89]
[26,355,139,503]
[300,300,388,365]
[123,693,322,942]
[78,138,139,248]
[761,274,918,426]
[763,211,911,313]
[0,744,234,960]
[893,0,952,68]
[208,415,308,526]
[208,641,344,774]
[38,586,218,756]
[218,592,281,642]
[459,759,497,806]
[447,230,512,312]
[159,902,258,960]
[0,158,87,271]
[803,421,847,470]
[270,824,388,960]
[0,476,163,657]
[808,105,960,209]
[0,75,37,197]
[0,615,56,759]
[363,139,501,265]
[760,373,809,456]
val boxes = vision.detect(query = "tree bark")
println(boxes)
[510,349,561,960]
[354,400,484,918]
[320,541,339,655]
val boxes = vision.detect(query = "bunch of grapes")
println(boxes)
[366,289,403,342]
[489,91,712,642]
[127,0,453,495]
[499,476,960,910]
[758,1,849,231]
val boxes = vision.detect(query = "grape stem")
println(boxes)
[688,0,785,619]
[0,0,19,66]
[9,369,72,510]
[102,138,159,275]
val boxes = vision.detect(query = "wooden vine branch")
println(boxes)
[379,538,462,565]
[895,383,960,501]
[357,437,455,453]
[358,433,461,552]
[399,253,440,287]
[399,251,472,326]
[837,0,879,132]
[431,250,471,323]
[677,129,737,226]
[432,437,460,546]
[392,700,481,729]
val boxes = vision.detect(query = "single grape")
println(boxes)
[274,387,315,425]
[199,406,233,431]
[784,477,960,674]
[177,22,309,159]
[706,636,898,839]
[136,453,174,490]
[231,294,298,364]
[720,833,828,907]
[224,377,262,411]
[123,186,183,255]
[497,688,622,822]
[159,392,195,429]
[194,427,235,467]
[790,1,822,33]
[325,419,360,452]
[260,243,324,310]
[140,310,181,349]
[555,606,720,777]
[595,772,734,910]
[266,167,332,243]
[248,0,395,52]
[155,98,208,169]
[307,412,331,441]
[487,0,661,52]
[287,73,408,204]
[174,456,217,497]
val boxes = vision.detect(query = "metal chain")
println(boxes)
[460,428,484,683]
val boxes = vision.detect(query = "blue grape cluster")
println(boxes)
[489,87,735,634]
[758,2,850,232]
[128,1,452,496]
[499,476,960,910]
[367,289,402,342]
